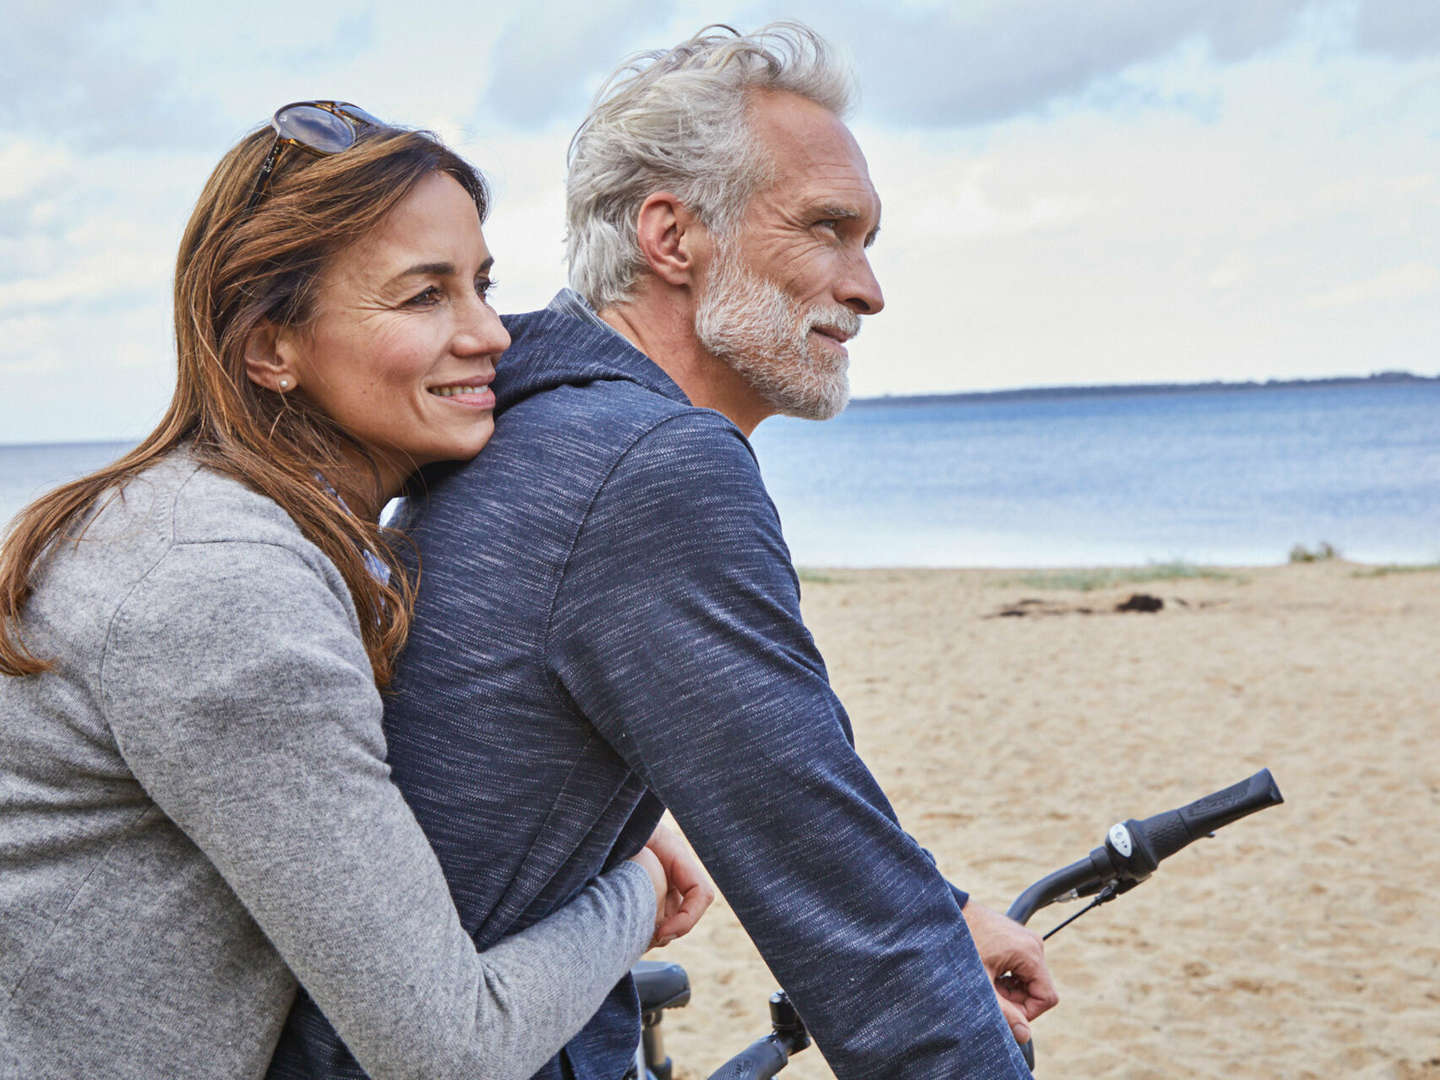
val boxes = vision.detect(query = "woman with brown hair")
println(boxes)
[0,102,706,1080]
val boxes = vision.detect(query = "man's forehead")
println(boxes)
[747,91,882,225]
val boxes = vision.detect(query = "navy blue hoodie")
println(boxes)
[273,290,1029,1079]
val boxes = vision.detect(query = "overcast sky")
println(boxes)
[2,0,1437,443]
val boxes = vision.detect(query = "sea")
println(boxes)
[3,380,1436,568]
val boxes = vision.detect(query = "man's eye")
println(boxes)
[815,219,840,233]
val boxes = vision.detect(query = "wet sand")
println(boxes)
[644,561,1440,1079]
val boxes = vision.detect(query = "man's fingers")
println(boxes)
[993,994,1031,1045]
[1005,957,1060,1019]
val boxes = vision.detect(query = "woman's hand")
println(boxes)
[641,822,715,948]
[627,846,670,933]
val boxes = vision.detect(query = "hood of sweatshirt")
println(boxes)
[494,289,690,416]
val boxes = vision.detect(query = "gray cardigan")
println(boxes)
[0,450,655,1080]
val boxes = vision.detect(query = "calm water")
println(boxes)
[3,382,1436,566]
[748,381,1439,567]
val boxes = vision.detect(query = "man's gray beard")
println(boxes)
[694,244,860,421]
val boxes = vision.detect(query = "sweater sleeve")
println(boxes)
[547,413,1029,1080]
[100,538,655,1080]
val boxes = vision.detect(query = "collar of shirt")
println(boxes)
[547,288,626,343]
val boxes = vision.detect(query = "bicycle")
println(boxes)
[631,767,1284,1079]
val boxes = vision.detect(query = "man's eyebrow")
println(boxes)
[813,204,881,246]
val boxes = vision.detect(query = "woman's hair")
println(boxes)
[0,118,488,683]
[565,21,855,310]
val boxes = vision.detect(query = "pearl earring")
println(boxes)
[278,377,291,391]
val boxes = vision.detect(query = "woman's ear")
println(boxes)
[634,192,711,289]
[243,320,299,394]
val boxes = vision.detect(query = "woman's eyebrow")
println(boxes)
[385,256,494,285]
[393,261,454,281]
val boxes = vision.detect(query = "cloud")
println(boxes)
[0,1,207,151]
[692,0,1440,129]
[844,39,1440,396]
[1305,262,1440,309]
[4,0,1440,443]
[478,0,681,129]
[1353,0,1440,59]
[796,0,1312,126]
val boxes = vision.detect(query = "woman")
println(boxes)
[0,102,706,1080]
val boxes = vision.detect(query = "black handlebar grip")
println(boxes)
[1135,768,1283,865]
[707,1036,790,1080]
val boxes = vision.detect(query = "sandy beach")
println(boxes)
[643,560,1440,1079]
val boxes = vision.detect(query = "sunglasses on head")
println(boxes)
[245,100,385,213]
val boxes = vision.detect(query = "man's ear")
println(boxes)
[243,320,299,394]
[634,191,711,288]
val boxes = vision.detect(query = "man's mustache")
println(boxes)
[805,306,862,342]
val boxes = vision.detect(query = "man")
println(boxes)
[284,22,1056,1080]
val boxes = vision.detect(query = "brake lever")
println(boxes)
[1041,877,1143,940]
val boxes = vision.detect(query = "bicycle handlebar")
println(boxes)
[689,769,1283,1079]
[1006,768,1283,926]
[705,992,810,1080]
[1128,767,1282,868]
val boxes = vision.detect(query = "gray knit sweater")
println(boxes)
[0,450,655,1080]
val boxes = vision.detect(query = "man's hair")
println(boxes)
[565,21,855,310]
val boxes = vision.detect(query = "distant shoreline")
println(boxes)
[848,369,1440,409]
[3,371,1436,449]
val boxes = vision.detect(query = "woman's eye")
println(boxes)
[476,277,499,302]
[405,285,441,307]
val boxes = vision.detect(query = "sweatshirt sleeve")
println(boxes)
[546,413,1029,1080]
[100,537,655,1080]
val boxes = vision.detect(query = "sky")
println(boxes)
[1,0,1437,444]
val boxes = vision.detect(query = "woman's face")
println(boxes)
[280,170,509,503]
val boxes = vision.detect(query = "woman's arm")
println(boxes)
[100,537,657,1080]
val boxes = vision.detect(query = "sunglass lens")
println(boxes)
[274,105,356,153]
[335,103,384,128]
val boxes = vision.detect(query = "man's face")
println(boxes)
[695,91,884,421]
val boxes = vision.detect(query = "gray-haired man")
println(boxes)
[283,22,1058,1080]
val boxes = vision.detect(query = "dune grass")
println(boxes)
[998,561,1239,593]
[1288,541,1340,563]
[1352,561,1440,578]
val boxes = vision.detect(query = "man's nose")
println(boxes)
[841,254,885,316]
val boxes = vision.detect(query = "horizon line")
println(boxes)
[3,370,1436,450]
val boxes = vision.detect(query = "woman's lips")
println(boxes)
[428,380,495,408]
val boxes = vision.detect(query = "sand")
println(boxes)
[641,561,1440,1079]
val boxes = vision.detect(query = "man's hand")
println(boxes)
[962,901,1059,1044]
[644,823,715,947]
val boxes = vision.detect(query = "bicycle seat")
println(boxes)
[632,960,691,1012]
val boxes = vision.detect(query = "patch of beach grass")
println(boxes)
[1289,541,1340,563]
[1352,561,1440,578]
[998,561,1238,593]
[797,568,840,584]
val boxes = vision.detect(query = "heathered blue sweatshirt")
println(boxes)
[278,290,1031,1079]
